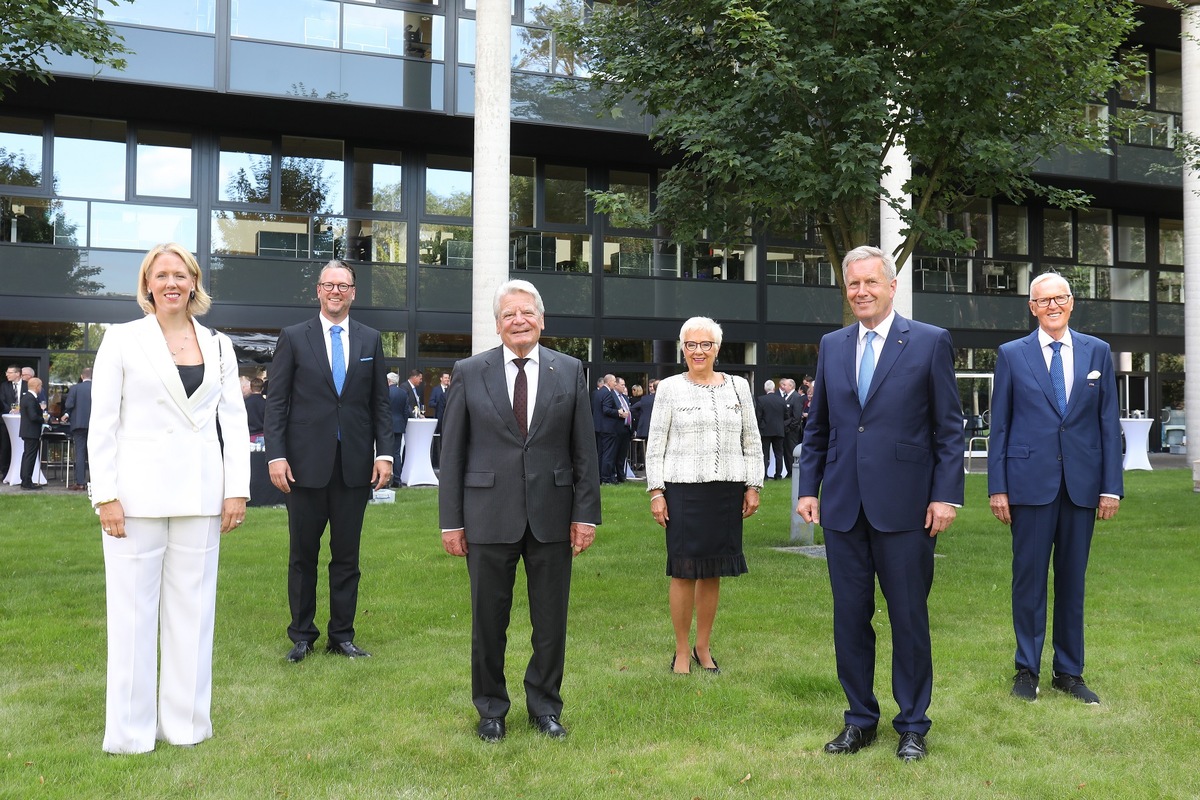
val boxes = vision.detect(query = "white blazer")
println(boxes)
[89,315,250,517]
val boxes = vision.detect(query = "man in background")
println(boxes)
[63,367,93,489]
[428,371,451,468]
[19,377,45,490]
[1,365,27,476]
[244,377,266,443]
[757,379,786,479]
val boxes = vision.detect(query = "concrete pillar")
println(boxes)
[471,0,511,353]
[1182,10,1200,464]
[881,140,913,318]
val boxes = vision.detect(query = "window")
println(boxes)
[281,136,343,214]
[0,116,44,188]
[1041,208,1072,260]
[231,0,340,48]
[1159,219,1183,265]
[996,205,1028,255]
[511,156,535,227]
[425,155,472,216]
[219,137,272,204]
[1117,215,1145,263]
[104,0,217,33]
[53,117,126,201]
[135,130,192,199]
[352,148,403,213]
[544,164,585,224]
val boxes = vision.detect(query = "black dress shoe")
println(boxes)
[691,646,720,674]
[326,641,371,658]
[896,731,927,762]
[529,714,567,738]
[21,484,42,490]
[477,717,506,742]
[285,641,314,663]
[824,723,877,754]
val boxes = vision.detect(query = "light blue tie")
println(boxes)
[858,330,877,406]
[330,325,346,395]
[1049,341,1067,415]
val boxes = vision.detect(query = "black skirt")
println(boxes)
[663,481,748,579]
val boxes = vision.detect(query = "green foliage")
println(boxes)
[0,0,129,99]
[1,472,1199,798]
[559,0,1141,275]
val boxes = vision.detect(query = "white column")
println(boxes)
[471,0,512,353]
[1182,9,1200,465]
[881,140,913,317]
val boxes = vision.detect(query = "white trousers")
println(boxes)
[102,515,221,754]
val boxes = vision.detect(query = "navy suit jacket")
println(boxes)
[632,393,656,438]
[64,380,92,430]
[388,384,408,436]
[597,387,625,434]
[798,314,965,532]
[428,384,448,418]
[756,391,786,437]
[987,329,1123,507]
[264,316,393,489]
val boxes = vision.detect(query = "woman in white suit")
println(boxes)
[90,243,250,754]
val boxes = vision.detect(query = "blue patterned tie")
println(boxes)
[1049,341,1067,415]
[330,325,346,395]
[858,330,877,406]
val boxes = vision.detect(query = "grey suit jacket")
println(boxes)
[438,345,601,544]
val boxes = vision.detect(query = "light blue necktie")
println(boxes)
[330,325,346,395]
[857,330,877,406]
[1049,341,1067,415]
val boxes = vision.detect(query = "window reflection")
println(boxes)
[1077,209,1112,266]
[344,6,443,60]
[512,231,589,272]
[345,219,406,264]
[105,0,217,33]
[511,156,535,227]
[91,203,198,251]
[0,197,86,246]
[544,164,585,224]
[996,205,1028,255]
[281,136,343,214]
[1159,219,1183,265]
[232,0,340,48]
[1117,215,1145,263]
[425,155,472,216]
[53,116,126,201]
[219,137,272,204]
[1157,270,1183,303]
[136,130,192,198]
[419,223,472,266]
[765,247,834,286]
[353,148,403,212]
[0,116,43,188]
[1042,208,1072,260]
[417,333,470,360]
[212,211,344,260]
[606,170,650,229]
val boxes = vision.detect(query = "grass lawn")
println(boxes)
[1,471,1198,799]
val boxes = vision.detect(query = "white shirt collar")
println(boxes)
[1037,327,1073,350]
[320,314,350,334]
[503,343,540,366]
[858,309,896,344]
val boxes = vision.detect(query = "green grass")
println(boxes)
[2,472,1199,799]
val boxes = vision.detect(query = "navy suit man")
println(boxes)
[388,372,406,486]
[439,279,600,742]
[595,374,625,484]
[63,368,93,489]
[19,377,45,490]
[428,371,450,468]
[988,272,1122,706]
[797,246,964,763]
[780,378,803,464]
[266,261,394,662]
[756,381,786,479]
[633,380,656,439]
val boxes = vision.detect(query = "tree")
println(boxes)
[0,0,128,100]
[560,0,1142,298]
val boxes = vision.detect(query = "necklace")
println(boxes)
[166,333,190,361]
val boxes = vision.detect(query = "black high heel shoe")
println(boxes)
[692,646,720,674]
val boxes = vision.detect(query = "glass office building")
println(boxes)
[0,1,1187,445]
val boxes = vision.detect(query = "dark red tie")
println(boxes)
[512,358,529,438]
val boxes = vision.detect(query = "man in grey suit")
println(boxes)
[63,367,93,490]
[439,279,601,743]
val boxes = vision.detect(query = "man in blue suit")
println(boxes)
[988,272,1122,705]
[797,245,964,762]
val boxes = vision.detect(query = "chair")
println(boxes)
[964,415,988,472]
[40,430,71,484]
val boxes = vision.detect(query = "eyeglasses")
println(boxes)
[1032,294,1071,308]
[682,341,715,352]
[318,282,355,293]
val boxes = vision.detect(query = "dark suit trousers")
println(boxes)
[466,526,572,720]
[598,432,619,482]
[285,443,371,645]
[762,435,785,477]
[72,428,89,484]
[20,436,39,486]
[1010,477,1095,677]
[825,509,936,735]
[614,427,632,481]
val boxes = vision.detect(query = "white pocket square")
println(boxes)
[1087,370,1101,379]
